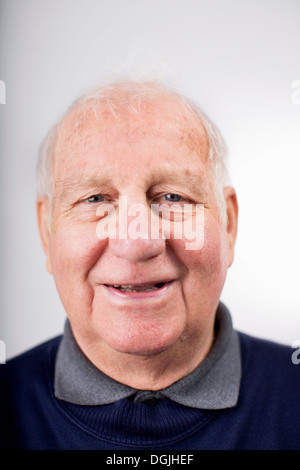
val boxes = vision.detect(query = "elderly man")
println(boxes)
[1,81,299,450]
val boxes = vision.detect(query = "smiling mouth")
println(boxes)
[106,282,167,293]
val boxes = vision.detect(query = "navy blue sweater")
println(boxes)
[1,332,300,450]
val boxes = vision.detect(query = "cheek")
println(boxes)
[198,226,228,277]
[171,218,229,290]
[49,224,107,298]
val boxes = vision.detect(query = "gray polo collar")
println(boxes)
[54,302,241,409]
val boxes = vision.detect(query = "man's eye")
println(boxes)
[86,195,105,203]
[164,193,182,202]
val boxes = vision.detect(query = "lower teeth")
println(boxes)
[121,288,156,292]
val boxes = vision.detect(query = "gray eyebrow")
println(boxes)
[145,169,209,197]
[55,167,209,201]
[54,175,111,199]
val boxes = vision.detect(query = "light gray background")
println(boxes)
[1,0,299,360]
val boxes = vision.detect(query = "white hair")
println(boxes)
[36,80,230,224]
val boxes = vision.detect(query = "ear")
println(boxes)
[223,187,238,267]
[36,196,53,274]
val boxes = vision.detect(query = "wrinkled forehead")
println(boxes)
[54,93,209,170]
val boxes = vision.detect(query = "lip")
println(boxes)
[103,280,175,301]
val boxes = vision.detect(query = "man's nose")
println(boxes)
[108,204,166,262]
[109,237,165,263]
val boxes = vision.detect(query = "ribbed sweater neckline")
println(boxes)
[55,396,218,447]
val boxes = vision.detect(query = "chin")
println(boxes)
[98,320,185,357]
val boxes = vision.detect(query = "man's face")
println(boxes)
[38,96,237,359]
